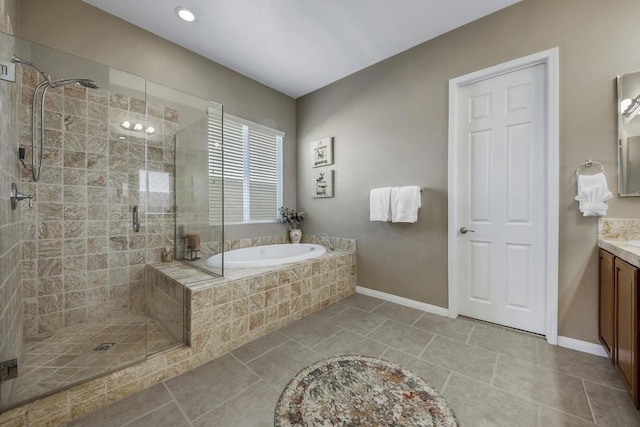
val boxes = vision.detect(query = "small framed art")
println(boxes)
[311,137,333,168]
[312,169,333,198]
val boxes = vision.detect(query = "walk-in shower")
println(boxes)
[0,35,225,412]
[11,55,99,182]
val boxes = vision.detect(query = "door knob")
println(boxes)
[459,227,475,234]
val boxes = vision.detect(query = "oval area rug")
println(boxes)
[274,355,459,426]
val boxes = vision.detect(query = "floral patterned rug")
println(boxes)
[274,355,459,426]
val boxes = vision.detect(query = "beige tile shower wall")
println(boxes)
[19,70,178,338]
[143,101,178,266]
[145,267,184,343]
[0,23,22,383]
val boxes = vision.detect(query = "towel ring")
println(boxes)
[575,160,604,176]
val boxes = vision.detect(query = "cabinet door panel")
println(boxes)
[599,249,615,360]
[614,257,639,408]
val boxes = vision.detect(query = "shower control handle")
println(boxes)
[132,205,140,232]
[10,183,33,210]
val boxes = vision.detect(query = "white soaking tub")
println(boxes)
[205,244,326,268]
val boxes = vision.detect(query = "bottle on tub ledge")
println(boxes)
[161,247,174,263]
[183,234,201,260]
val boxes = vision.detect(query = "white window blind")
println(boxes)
[208,110,283,225]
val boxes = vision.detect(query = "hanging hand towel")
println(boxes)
[370,187,392,221]
[575,173,612,217]
[391,186,422,223]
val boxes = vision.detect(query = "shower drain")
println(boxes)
[93,343,115,351]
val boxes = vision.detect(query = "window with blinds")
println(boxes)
[208,110,283,225]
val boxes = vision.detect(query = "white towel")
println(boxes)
[575,173,612,217]
[391,186,422,223]
[370,187,392,221]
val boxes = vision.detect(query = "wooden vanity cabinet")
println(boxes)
[614,257,639,408]
[599,249,615,360]
[599,248,639,409]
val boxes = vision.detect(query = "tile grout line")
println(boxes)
[364,318,387,337]
[120,400,184,427]
[580,379,598,424]
[308,327,345,350]
[474,368,596,421]
[417,333,437,359]
[465,324,475,345]
[411,312,426,327]
[537,402,598,425]
[439,371,454,394]
[189,376,264,425]
[489,353,500,387]
[236,337,293,365]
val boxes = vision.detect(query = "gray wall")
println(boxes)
[16,0,297,241]
[297,0,640,343]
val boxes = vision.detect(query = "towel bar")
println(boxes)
[576,160,604,176]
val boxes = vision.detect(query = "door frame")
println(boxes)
[447,48,559,345]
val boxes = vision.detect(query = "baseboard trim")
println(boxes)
[557,336,607,358]
[356,286,606,358]
[355,286,449,317]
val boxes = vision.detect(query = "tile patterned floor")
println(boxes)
[2,314,180,409]
[66,294,640,426]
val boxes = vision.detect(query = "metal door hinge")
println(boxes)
[0,359,18,382]
[0,60,16,82]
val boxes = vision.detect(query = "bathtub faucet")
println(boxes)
[314,233,334,252]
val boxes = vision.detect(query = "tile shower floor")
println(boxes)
[67,294,640,427]
[3,314,180,409]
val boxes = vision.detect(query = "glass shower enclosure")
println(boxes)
[0,33,223,411]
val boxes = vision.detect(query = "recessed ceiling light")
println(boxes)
[175,6,196,22]
[133,123,144,131]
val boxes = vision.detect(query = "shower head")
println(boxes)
[50,78,100,89]
[12,54,52,83]
[11,55,99,89]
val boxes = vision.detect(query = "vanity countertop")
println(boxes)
[598,238,640,268]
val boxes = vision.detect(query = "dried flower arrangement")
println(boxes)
[280,207,305,230]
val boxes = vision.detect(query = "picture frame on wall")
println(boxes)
[312,169,334,198]
[311,137,333,168]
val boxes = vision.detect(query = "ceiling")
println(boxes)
[83,0,521,98]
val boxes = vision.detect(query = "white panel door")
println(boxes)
[455,64,546,334]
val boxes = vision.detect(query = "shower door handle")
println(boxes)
[132,205,140,232]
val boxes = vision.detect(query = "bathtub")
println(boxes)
[205,243,326,268]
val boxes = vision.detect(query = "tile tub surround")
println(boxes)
[156,238,357,353]
[19,69,179,338]
[145,267,185,345]
[0,240,356,426]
